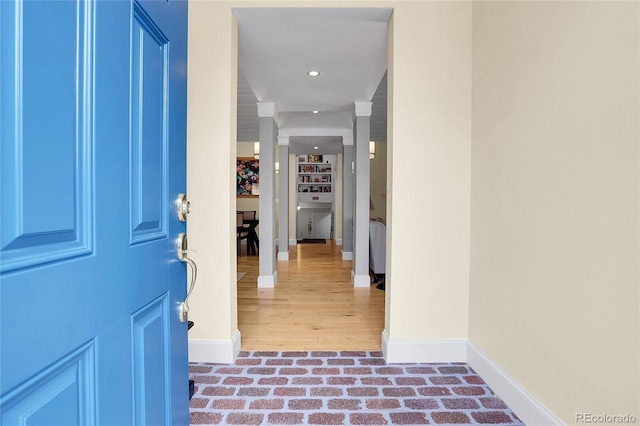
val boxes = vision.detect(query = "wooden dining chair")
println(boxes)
[236,212,250,256]
[239,210,259,256]
[242,210,256,221]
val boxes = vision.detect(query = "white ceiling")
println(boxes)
[233,8,391,153]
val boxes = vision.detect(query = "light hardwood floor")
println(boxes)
[236,240,385,351]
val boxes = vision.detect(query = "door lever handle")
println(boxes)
[177,233,197,323]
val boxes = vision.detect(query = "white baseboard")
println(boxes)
[289,239,297,246]
[353,274,370,288]
[381,331,467,363]
[342,251,353,260]
[336,239,343,246]
[467,342,562,426]
[277,251,289,261]
[189,329,241,364]
[380,335,560,424]
[258,271,278,288]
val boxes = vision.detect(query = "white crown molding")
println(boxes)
[257,102,277,118]
[354,101,372,117]
[279,128,352,138]
[277,135,290,146]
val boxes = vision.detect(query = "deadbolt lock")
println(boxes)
[176,193,190,222]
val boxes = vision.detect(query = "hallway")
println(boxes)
[237,241,385,351]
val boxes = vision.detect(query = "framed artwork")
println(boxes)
[236,157,259,197]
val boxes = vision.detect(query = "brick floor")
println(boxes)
[189,351,524,425]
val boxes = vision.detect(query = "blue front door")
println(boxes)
[1,0,189,424]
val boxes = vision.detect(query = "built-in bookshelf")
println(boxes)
[296,154,333,203]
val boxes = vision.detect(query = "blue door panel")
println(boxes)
[0,0,92,271]
[1,0,189,424]
[1,341,96,426]
[21,0,77,235]
[1,260,99,391]
[132,295,170,426]
[130,4,168,243]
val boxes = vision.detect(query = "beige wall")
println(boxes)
[387,1,472,339]
[187,2,238,340]
[470,2,639,422]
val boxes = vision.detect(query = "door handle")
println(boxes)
[177,233,197,323]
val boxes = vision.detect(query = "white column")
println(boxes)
[341,135,354,261]
[353,102,372,287]
[257,102,278,288]
[277,136,289,261]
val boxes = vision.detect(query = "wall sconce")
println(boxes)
[369,141,376,159]
[275,162,280,173]
[254,142,260,159]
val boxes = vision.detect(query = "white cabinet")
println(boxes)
[311,211,331,239]
[296,209,332,240]
[297,209,313,239]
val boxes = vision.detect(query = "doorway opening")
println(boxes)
[233,7,391,351]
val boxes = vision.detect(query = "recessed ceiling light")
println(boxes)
[307,70,320,77]
[312,110,319,114]
[313,146,319,150]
